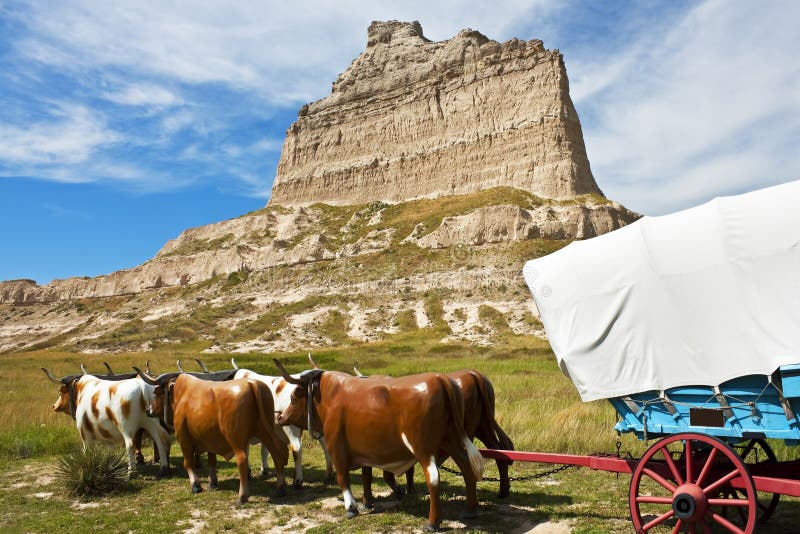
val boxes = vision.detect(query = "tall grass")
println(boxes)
[56,445,132,497]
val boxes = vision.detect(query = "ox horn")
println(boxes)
[353,366,365,377]
[145,360,153,375]
[177,360,185,373]
[103,362,115,375]
[41,367,62,384]
[308,352,319,369]
[194,358,210,373]
[231,357,239,370]
[133,367,159,386]
[273,359,301,385]
[80,363,88,375]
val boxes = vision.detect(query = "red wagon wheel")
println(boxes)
[629,432,757,533]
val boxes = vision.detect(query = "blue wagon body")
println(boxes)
[610,363,800,445]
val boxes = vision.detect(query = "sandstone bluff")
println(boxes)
[0,21,638,353]
[270,21,601,206]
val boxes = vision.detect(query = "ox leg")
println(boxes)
[259,444,270,478]
[405,466,416,494]
[234,450,250,505]
[442,438,479,520]
[362,467,375,507]
[122,434,138,476]
[180,442,202,494]
[382,470,405,499]
[318,436,335,483]
[284,426,303,488]
[146,421,171,478]
[133,429,146,465]
[208,453,219,490]
[419,456,441,531]
[336,469,359,519]
[497,459,511,498]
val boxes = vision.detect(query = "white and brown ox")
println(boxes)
[230,357,334,486]
[136,370,290,505]
[42,368,171,476]
[274,360,485,532]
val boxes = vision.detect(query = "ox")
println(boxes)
[42,368,171,476]
[274,360,485,532]
[356,368,515,500]
[136,371,289,505]
[231,357,334,486]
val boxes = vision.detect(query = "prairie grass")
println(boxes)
[56,445,131,498]
[3,334,800,531]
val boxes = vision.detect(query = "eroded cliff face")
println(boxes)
[270,21,601,206]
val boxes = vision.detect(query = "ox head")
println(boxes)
[41,368,81,418]
[134,368,180,430]
[273,359,324,435]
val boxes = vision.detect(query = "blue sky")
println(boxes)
[1,1,798,284]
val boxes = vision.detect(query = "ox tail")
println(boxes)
[469,371,515,463]
[438,375,485,481]
[248,380,289,467]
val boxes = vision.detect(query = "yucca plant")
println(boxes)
[56,445,131,498]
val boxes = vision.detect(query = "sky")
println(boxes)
[1,1,798,284]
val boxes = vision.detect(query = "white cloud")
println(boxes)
[574,0,800,214]
[0,103,120,166]
[101,83,183,107]
[15,1,558,105]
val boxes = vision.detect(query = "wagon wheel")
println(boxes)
[718,439,780,523]
[629,432,757,533]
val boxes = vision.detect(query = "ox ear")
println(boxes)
[273,359,301,385]
[230,357,238,370]
[103,362,115,375]
[42,367,62,384]
[133,367,159,386]
[307,353,320,369]
[194,358,209,373]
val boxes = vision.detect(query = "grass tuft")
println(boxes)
[56,445,132,498]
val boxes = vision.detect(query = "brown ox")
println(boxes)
[138,372,289,505]
[359,369,514,500]
[274,360,485,532]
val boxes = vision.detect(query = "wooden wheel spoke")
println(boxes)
[684,438,693,483]
[707,498,751,507]
[636,495,673,505]
[660,445,684,485]
[643,467,678,493]
[704,468,740,496]
[642,509,675,531]
[671,519,683,534]
[695,447,718,487]
[708,510,747,534]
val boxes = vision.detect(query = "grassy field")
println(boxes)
[2,330,799,532]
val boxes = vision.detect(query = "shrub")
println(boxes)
[56,445,132,498]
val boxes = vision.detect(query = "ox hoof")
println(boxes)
[292,479,303,490]
[191,483,203,494]
[236,496,249,506]
[424,522,440,532]
[275,484,287,498]
[461,508,479,520]
[325,474,336,485]
[345,505,359,519]
[156,467,170,480]
[209,483,219,491]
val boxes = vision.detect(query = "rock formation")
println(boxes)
[270,20,601,206]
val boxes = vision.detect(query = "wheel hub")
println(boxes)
[672,484,707,521]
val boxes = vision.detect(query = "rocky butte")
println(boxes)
[0,21,638,353]
[271,20,601,206]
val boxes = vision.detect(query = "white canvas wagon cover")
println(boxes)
[523,180,800,402]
